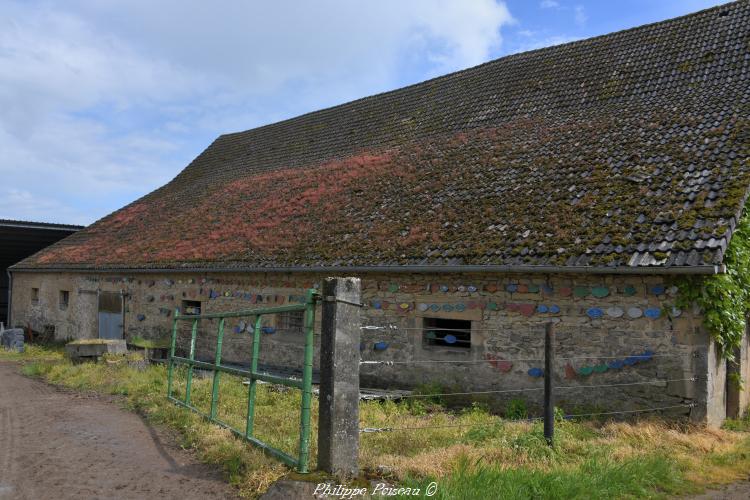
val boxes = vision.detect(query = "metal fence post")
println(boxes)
[209,318,225,419]
[246,315,263,439]
[544,322,555,446]
[166,310,179,398]
[185,318,198,405]
[297,288,317,473]
[318,277,361,478]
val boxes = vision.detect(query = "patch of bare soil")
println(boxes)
[0,361,238,499]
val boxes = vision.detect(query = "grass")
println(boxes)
[129,336,170,349]
[67,338,125,345]
[403,454,686,499]
[2,344,750,498]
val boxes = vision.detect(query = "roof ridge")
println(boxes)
[220,0,741,139]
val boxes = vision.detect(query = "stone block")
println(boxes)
[65,339,127,361]
[1,328,25,352]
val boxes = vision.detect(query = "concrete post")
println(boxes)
[317,277,361,478]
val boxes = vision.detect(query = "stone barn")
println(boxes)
[7,2,750,426]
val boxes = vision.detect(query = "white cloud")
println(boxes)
[0,7,204,139]
[574,5,588,26]
[0,0,514,224]
[540,0,560,8]
[513,35,581,53]
[0,189,87,226]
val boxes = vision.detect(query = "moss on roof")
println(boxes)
[15,1,750,272]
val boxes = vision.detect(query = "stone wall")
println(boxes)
[727,322,750,420]
[10,270,723,424]
[739,325,750,417]
[10,272,98,340]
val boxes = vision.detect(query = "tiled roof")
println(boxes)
[15,1,750,272]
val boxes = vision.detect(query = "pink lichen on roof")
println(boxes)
[33,150,399,266]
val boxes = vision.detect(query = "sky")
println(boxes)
[0,0,731,226]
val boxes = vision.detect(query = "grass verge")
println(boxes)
[2,344,749,499]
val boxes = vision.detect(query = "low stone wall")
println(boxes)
[10,270,720,424]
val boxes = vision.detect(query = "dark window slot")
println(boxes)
[182,300,202,315]
[423,317,471,349]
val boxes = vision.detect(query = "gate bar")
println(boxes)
[167,397,299,467]
[170,357,305,388]
[297,289,316,473]
[183,304,306,320]
[166,315,179,398]
[167,292,318,472]
[209,318,225,419]
[185,318,198,405]
[246,315,262,438]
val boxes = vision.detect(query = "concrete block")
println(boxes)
[65,339,127,361]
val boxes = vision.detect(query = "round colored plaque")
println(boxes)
[587,308,603,319]
[591,286,610,298]
[627,307,643,319]
[607,307,624,318]
[644,308,661,319]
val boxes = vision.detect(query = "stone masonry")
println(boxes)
[10,270,741,427]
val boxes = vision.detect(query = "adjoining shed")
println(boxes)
[1,219,82,327]
[8,2,750,426]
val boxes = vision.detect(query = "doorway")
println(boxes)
[98,291,123,340]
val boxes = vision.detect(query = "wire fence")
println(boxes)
[355,320,700,437]
[359,404,698,434]
[172,313,701,441]
[360,377,697,400]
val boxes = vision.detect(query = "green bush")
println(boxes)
[461,421,504,445]
[505,398,528,420]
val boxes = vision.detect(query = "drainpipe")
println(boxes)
[6,269,13,327]
[7,264,726,276]
[120,289,126,340]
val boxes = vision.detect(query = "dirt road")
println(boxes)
[0,361,237,499]
[692,481,750,500]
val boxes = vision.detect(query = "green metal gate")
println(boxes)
[167,289,318,472]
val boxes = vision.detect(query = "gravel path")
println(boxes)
[0,361,237,499]
[691,480,750,500]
